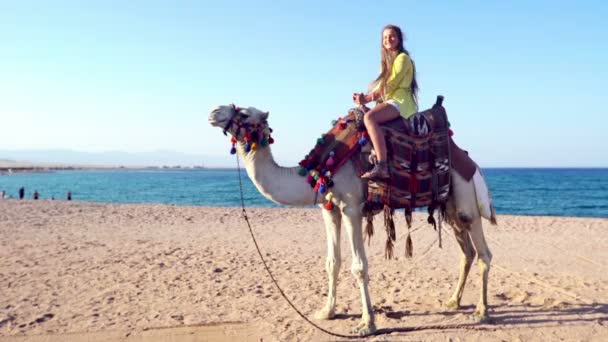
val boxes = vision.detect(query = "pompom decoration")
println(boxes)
[326,156,335,167]
[331,120,338,126]
[245,144,251,153]
[449,129,454,137]
[230,146,237,155]
[358,136,368,145]
[268,137,274,144]
[251,142,258,151]
[318,184,326,194]
[299,167,307,176]
[324,201,333,210]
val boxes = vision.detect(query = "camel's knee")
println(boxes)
[457,211,474,225]
[477,251,492,270]
[326,257,341,275]
[351,261,368,282]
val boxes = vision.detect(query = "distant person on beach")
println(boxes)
[33,190,39,200]
[67,191,72,201]
[1,190,5,199]
[19,187,25,200]
[353,24,419,179]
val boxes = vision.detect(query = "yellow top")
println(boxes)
[375,52,418,119]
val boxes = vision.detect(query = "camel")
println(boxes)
[208,104,496,335]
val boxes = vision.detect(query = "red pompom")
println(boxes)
[324,201,333,210]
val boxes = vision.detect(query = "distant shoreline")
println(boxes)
[0,162,224,175]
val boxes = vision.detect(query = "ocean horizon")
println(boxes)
[1,168,606,219]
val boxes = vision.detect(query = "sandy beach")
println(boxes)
[0,200,606,341]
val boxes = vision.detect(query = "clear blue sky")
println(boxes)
[1,0,607,167]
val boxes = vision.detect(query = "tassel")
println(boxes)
[260,137,269,146]
[251,142,258,151]
[244,143,251,153]
[324,201,333,210]
[427,214,437,230]
[268,136,274,144]
[326,156,335,167]
[298,167,307,176]
[318,184,326,194]
[385,238,394,260]
[405,208,412,228]
[438,214,443,249]
[230,146,237,155]
[365,212,374,246]
[405,232,413,259]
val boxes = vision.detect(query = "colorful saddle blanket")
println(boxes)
[365,103,452,212]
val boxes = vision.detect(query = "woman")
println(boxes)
[354,24,419,179]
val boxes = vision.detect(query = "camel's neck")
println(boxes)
[239,144,317,206]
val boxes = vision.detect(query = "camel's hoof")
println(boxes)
[352,320,376,336]
[472,309,492,323]
[446,298,460,310]
[314,308,335,320]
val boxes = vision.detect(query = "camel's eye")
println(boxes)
[239,113,249,119]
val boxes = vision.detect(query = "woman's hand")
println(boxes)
[353,92,367,106]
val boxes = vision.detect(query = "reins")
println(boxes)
[233,152,491,339]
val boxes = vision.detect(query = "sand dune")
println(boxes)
[0,200,606,341]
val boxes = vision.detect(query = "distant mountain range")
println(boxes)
[0,149,234,167]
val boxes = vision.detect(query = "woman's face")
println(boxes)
[382,29,400,51]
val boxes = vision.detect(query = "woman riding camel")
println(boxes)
[353,24,419,179]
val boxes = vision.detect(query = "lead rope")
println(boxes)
[234,154,490,338]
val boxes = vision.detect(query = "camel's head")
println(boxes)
[209,104,273,152]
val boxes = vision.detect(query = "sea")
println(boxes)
[0,168,607,219]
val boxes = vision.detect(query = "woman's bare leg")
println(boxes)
[363,103,400,161]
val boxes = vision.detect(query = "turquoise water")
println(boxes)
[1,168,607,218]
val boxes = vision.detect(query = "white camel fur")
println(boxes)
[209,105,496,335]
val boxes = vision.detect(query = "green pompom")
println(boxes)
[298,167,307,176]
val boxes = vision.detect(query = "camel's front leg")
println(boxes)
[315,207,342,320]
[342,207,375,335]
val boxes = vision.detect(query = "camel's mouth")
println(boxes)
[208,110,228,128]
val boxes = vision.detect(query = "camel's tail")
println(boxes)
[472,167,498,225]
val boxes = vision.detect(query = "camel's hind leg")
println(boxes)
[446,226,476,310]
[469,217,492,321]
[315,207,342,320]
[447,169,493,321]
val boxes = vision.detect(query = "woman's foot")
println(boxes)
[361,161,389,179]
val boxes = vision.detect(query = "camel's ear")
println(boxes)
[261,111,269,120]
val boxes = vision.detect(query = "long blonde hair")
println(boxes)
[369,24,419,103]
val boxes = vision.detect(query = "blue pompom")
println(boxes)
[245,144,251,152]
[230,146,237,155]
[318,184,326,194]
[358,137,368,145]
